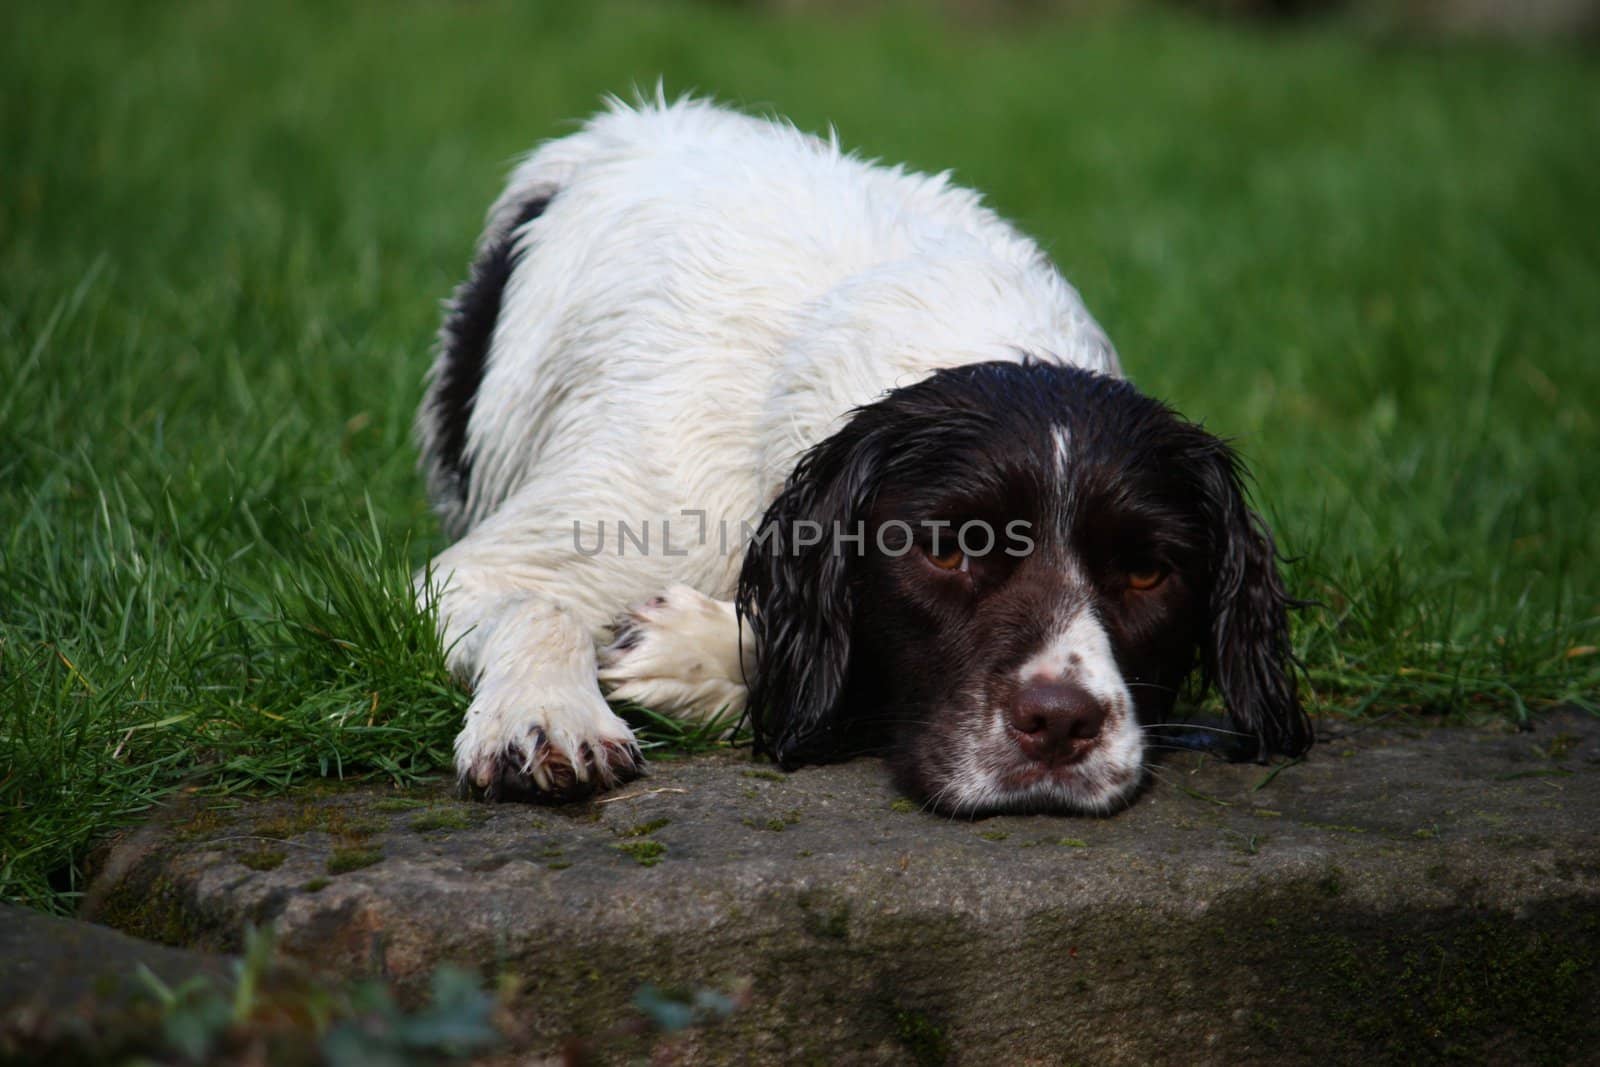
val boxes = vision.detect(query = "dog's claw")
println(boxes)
[465,729,644,804]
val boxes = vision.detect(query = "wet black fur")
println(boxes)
[736,361,1310,779]
[430,194,553,502]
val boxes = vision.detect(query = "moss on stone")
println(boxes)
[254,802,384,842]
[744,810,801,832]
[174,805,232,842]
[894,1007,952,1067]
[614,840,666,867]
[372,797,428,813]
[1544,734,1578,760]
[797,889,851,941]
[1282,907,1598,1063]
[92,871,205,948]
[238,848,286,871]
[326,847,383,874]
[409,809,475,833]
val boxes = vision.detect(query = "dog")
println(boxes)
[415,95,1311,814]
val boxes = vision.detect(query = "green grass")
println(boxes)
[3,0,1598,914]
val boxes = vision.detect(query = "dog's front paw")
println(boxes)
[454,682,643,803]
[597,584,749,723]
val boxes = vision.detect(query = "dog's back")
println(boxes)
[417,95,1116,555]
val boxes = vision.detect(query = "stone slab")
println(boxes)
[85,711,1600,1063]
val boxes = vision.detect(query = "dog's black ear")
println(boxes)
[737,423,887,768]
[1187,432,1311,761]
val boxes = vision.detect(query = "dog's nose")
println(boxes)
[1007,681,1107,764]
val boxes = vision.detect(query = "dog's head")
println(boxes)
[737,360,1309,814]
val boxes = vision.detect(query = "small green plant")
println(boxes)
[135,925,502,1064]
[632,982,739,1032]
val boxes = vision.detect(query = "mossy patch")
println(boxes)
[614,840,666,867]
[92,873,206,947]
[977,830,1009,842]
[409,808,476,833]
[617,817,671,838]
[372,797,428,813]
[238,848,286,871]
[326,847,383,874]
[797,889,851,941]
[255,803,384,842]
[175,806,233,842]
[301,877,331,893]
[1544,733,1579,760]
[1222,830,1262,856]
[889,798,918,813]
[744,810,801,833]
[894,1007,952,1067]
[1282,906,1599,1063]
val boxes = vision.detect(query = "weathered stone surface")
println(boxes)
[0,902,231,1059]
[88,712,1600,1063]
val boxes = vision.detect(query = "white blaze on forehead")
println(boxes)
[1051,424,1072,481]
[1018,608,1126,706]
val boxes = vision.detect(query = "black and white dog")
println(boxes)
[416,96,1310,814]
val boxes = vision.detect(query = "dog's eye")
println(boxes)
[926,546,967,572]
[1125,566,1167,591]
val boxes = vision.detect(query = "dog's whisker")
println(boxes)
[1142,722,1252,737]
[1124,682,1181,695]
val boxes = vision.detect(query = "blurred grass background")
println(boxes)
[2,0,1597,913]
